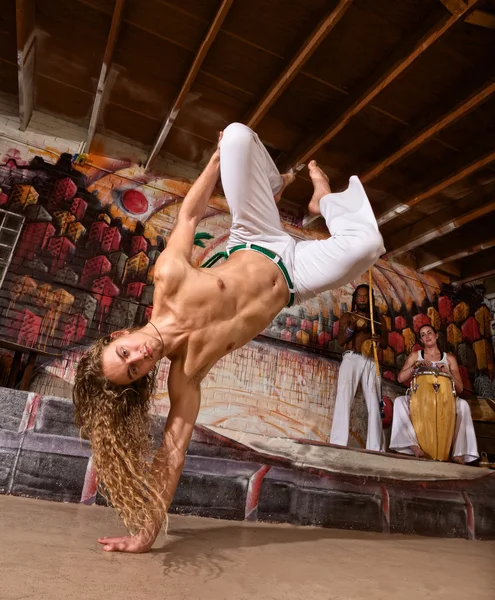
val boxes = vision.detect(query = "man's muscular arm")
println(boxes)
[98,361,201,553]
[161,138,221,263]
[337,313,355,347]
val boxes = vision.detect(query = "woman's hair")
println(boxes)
[73,334,167,533]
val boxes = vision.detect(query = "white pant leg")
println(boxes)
[389,396,419,455]
[293,176,385,301]
[452,399,479,463]
[220,123,294,261]
[330,353,363,446]
[361,360,385,451]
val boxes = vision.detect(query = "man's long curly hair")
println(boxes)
[72,334,167,534]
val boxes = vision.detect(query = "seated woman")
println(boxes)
[390,324,479,464]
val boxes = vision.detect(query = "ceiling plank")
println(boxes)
[284,0,481,170]
[83,0,126,153]
[415,253,460,277]
[418,237,495,272]
[386,198,495,257]
[454,268,495,285]
[378,148,495,226]
[415,251,462,278]
[245,0,353,129]
[145,0,233,171]
[15,0,36,131]
[452,243,495,284]
[440,0,495,30]
[361,79,495,183]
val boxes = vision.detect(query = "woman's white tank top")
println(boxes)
[417,350,448,368]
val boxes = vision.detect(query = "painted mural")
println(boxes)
[3,388,494,539]
[0,148,494,445]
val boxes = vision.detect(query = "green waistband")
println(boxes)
[200,244,295,307]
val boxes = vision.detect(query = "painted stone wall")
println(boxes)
[0,129,494,446]
[3,388,494,539]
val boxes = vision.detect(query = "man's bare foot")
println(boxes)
[308,160,331,216]
[274,171,295,204]
[452,456,465,465]
[410,445,425,458]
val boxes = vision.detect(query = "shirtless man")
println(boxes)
[73,123,384,553]
[329,284,388,451]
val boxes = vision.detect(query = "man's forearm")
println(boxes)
[152,432,187,515]
[181,154,220,225]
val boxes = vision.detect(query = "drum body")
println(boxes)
[409,369,456,461]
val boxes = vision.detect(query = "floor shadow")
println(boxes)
[152,522,401,580]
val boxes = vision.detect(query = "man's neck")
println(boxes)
[142,318,186,360]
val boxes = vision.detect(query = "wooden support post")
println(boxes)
[15,0,36,131]
[84,0,126,152]
[145,0,233,171]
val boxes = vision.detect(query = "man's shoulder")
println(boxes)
[155,252,192,285]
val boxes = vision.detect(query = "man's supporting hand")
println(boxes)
[98,528,157,553]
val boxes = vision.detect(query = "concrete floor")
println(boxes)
[0,496,494,600]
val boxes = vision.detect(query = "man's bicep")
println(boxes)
[166,216,196,259]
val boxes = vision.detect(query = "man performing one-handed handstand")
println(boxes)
[73,123,385,553]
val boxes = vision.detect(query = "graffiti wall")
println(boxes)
[0,143,494,446]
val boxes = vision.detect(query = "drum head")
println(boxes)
[414,366,452,379]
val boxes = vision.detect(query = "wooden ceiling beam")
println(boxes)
[245,0,353,129]
[417,237,495,272]
[361,79,495,183]
[439,0,495,30]
[454,268,495,285]
[284,0,481,171]
[415,252,461,277]
[452,244,495,284]
[386,197,495,258]
[378,148,495,226]
[83,0,126,153]
[415,251,461,278]
[145,0,234,171]
[15,0,36,131]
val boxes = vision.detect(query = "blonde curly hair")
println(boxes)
[73,334,168,533]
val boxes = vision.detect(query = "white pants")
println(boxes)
[329,352,385,451]
[220,123,385,303]
[390,396,479,463]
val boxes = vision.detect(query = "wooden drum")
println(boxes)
[409,368,456,461]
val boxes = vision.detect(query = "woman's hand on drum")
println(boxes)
[417,360,432,368]
[438,363,450,374]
